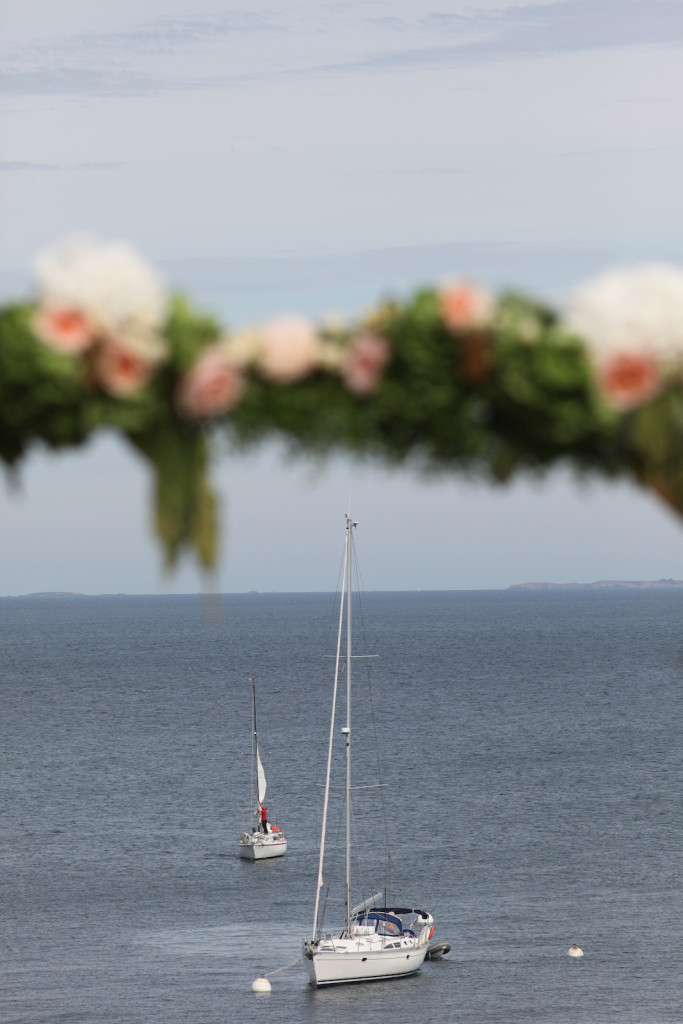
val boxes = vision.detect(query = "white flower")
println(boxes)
[34,235,168,354]
[564,264,683,362]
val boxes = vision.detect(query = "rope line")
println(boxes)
[263,956,303,977]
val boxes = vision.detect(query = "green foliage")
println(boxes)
[3,283,683,571]
[127,422,216,569]
[164,295,222,373]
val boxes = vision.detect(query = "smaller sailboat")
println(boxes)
[238,674,287,860]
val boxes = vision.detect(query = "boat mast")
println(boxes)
[251,673,258,745]
[311,524,348,940]
[250,673,258,811]
[344,514,357,937]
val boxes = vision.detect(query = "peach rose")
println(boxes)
[33,306,96,354]
[177,346,245,418]
[257,316,321,382]
[439,281,494,332]
[93,337,158,397]
[341,332,391,396]
[597,352,662,411]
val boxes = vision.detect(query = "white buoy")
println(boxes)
[568,945,583,958]
[252,975,272,993]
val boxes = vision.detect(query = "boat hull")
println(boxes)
[238,835,287,860]
[305,943,427,986]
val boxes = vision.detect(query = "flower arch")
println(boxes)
[2,236,683,569]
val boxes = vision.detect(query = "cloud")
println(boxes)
[0,67,178,98]
[616,95,670,104]
[0,159,122,172]
[0,160,59,172]
[1,0,681,98]
[0,9,285,96]
[307,0,683,76]
[5,11,287,64]
[76,161,123,169]
[397,166,470,175]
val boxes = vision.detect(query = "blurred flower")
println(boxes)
[222,328,261,369]
[256,315,321,382]
[33,235,168,358]
[564,264,683,409]
[94,336,161,398]
[177,344,245,418]
[597,352,662,411]
[342,332,391,395]
[33,306,96,354]
[439,280,494,332]
[565,264,683,361]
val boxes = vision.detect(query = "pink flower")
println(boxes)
[176,346,245,418]
[93,337,157,397]
[342,332,391,395]
[257,316,321,382]
[439,281,493,332]
[597,352,662,411]
[33,305,96,354]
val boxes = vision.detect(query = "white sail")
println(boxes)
[256,746,267,804]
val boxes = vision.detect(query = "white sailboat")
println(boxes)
[302,516,434,986]
[238,674,287,860]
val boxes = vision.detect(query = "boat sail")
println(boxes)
[238,674,287,860]
[302,516,434,985]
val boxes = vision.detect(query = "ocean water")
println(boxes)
[1,588,681,1024]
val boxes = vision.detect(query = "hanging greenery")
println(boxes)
[2,235,683,568]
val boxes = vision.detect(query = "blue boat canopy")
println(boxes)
[352,912,404,936]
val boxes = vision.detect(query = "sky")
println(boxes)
[1,0,683,594]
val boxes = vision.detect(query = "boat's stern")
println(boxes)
[238,831,287,859]
[416,911,435,946]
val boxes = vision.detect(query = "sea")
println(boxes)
[1,588,681,1024]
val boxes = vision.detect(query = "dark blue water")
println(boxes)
[1,590,681,1023]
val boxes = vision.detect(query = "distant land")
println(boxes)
[508,579,683,590]
[1,592,115,599]
[4,580,683,598]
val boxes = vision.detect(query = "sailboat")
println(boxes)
[238,674,287,860]
[302,516,434,986]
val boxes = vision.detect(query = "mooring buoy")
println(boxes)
[251,975,272,993]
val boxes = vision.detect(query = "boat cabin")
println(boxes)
[350,907,430,939]
[351,912,406,937]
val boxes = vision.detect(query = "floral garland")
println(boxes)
[2,235,683,569]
